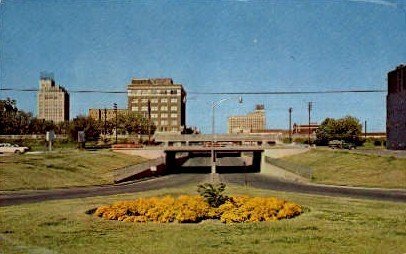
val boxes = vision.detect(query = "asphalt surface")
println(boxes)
[1,157,405,206]
[0,174,210,207]
[220,173,406,203]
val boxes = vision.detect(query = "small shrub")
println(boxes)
[197,183,229,208]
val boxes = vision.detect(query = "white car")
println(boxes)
[0,143,29,154]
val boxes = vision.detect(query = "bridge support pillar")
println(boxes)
[252,151,262,172]
[165,151,176,172]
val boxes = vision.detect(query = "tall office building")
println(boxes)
[228,105,266,134]
[127,77,186,133]
[37,73,70,123]
[387,64,406,150]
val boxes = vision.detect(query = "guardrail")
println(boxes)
[264,156,313,179]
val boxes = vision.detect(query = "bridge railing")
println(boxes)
[264,156,313,179]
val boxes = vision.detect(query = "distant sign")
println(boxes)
[46,130,55,142]
[78,131,86,143]
[150,166,157,172]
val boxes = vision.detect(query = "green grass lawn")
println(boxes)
[0,149,146,191]
[271,149,406,189]
[0,185,405,253]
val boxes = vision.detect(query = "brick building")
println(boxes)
[227,105,266,134]
[387,64,406,150]
[292,123,319,135]
[127,77,186,133]
[88,108,128,122]
[37,73,69,123]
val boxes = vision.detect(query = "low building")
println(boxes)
[228,105,266,134]
[362,132,386,139]
[292,123,319,135]
[387,64,406,150]
[37,73,69,123]
[88,108,128,122]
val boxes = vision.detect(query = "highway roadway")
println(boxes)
[1,157,405,206]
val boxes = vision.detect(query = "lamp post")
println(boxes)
[211,96,243,177]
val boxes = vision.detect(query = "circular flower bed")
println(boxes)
[93,195,302,223]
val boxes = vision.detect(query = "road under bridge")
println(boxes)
[163,146,264,173]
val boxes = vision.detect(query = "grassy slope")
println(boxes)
[276,149,406,188]
[0,185,405,254]
[0,149,146,191]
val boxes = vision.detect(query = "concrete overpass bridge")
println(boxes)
[163,146,264,173]
[154,133,279,147]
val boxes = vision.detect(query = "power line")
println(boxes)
[0,87,387,95]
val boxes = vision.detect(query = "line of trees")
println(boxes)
[0,98,156,142]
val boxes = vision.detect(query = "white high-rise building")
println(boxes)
[37,73,70,123]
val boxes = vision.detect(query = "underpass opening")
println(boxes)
[167,151,262,174]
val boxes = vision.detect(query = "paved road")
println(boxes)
[220,173,406,203]
[1,157,405,206]
[0,174,210,207]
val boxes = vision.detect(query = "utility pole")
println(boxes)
[364,120,367,139]
[104,108,107,136]
[113,103,118,144]
[288,107,293,143]
[147,99,151,145]
[308,102,313,145]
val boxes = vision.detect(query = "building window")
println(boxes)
[141,106,148,111]
[170,106,177,111]
[131,106,138,111]
[141,99,148,103]
[151,106,158,111]
[151,98,158,103]
[170,98,177,103]
[161,113,168,118]
[171,120,178,126]
[171,113,177,118]
[161,120,168,125]
[151,113,158,118]
[161,98,168,103]
[161,106,168,111]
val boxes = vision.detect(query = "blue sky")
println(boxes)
[1,0,405,133]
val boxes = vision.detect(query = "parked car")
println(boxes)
[328,140,356,150]
[0,143,29,154]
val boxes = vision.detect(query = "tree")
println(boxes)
[117,112,155,135]
[0,98,57,135]
[68,116,101,142]
[55,121,70,135]
[316,116,363,145]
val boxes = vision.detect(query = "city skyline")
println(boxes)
[1,0,405,133]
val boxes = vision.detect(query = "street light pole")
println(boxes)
[211,96,242,178]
